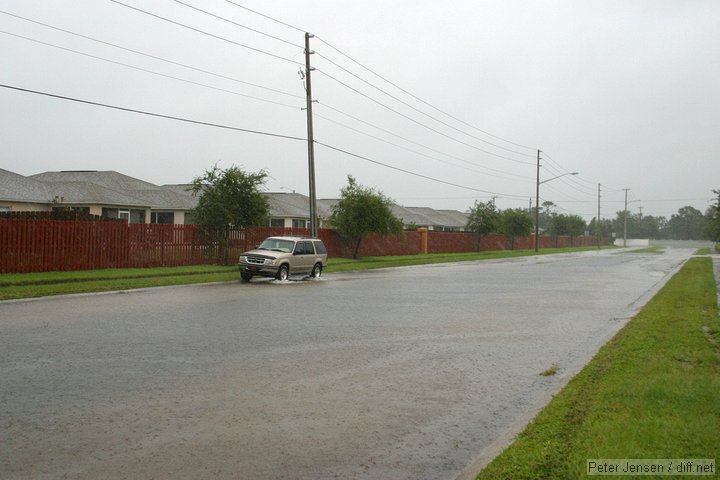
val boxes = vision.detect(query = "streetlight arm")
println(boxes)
[539,172,579,185]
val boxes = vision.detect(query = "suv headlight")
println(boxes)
[265,258,276,265]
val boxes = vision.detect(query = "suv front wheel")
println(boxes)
[276,264,289,281]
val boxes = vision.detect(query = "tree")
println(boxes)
[549,213,586,246]
[500,208,533,250]
[705,189,720,242]
[190,165,269,262]
[665,206,707,240]
[329,175,404,259]
[465,200,500,250]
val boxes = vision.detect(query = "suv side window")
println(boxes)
[295,241,312,255]
[312,240,326,255]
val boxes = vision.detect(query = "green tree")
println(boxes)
[465,200,500,250]
[705,189,720,242]
[501,208,533,250]
[190,165,269,262]
[329,175,404,259]
[665,206,707,240]
[549,214,586,246]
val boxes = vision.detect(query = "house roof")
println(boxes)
[29,170,198,210]
[0,168,51,204]
[266,192,332,219]
[31,170,158,191]
[44,181,150,208]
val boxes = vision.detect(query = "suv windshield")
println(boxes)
[257,238,294,253]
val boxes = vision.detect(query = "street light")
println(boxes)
[535,151,578,253]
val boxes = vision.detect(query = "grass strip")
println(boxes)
[0,265,236,287]
[475,257,720,479]
[617,246,665,254]
[0,246,613,300]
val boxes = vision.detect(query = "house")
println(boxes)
[0,168,52,212]
[2,168,469,230]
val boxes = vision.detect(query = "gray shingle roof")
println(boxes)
[0,168,51,204]
[43,182,150,207]
[266,192,331,218]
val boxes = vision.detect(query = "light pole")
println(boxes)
[534,154,578,253]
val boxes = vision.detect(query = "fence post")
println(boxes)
[418,227,428,254]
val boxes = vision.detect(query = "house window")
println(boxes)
[102,208,119,219]
[129,209,145,224]
[292,219,306,228]
[184,212,195,224]
[269,218,285,227]
[151,212,175,224]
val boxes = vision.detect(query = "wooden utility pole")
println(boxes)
[534,150,541,252]
[304,32,318,238]
[623,188,629,247]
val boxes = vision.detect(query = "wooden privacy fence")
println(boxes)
[0,218,608,273]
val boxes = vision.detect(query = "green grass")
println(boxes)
[327,246,614,272]
[476,257,720,480]
[696,247,712,255]
[618,246,665,254]
[0,265,240,300]
[0,246,614,300]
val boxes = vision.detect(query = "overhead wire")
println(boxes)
[313,111,535,183]
[0,84,307,141]
[0,10,304,100]
[107,0,301,66]
[168,0,303,49]
[314,50,535,158]
[217,1,540,154]
[0,31,304,110]
[315,68,535,166]
[315,102,534,180]
[315,141,529,198]
[1,83,529,199]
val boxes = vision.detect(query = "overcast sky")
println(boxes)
[2,0,719,221]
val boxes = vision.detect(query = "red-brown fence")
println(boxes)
[0,218,608,273]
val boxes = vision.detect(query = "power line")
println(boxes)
[315,141,529,198]
[314,51,535,158]
[315,103,534,180]
[315,68,534,166]
[314,111,534,183]
[314,35,538,152]
[218,1,539,153]
[1,31,304,110]
[2,83,529,199]
[0,10,304,100]
[0,83,306,141]
[221,0,306,34]
[169,0,303,49]
[107,0,301,65]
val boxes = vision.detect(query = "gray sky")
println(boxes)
[2,0,719,221]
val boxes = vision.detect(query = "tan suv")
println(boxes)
[238,236,328,282]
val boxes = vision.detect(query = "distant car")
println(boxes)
[238,236,328,282]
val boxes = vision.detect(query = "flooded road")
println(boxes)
[0,248,693,479]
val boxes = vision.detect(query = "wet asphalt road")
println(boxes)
[0,248,693,479]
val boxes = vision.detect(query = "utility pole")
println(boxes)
[597,183,601,248]
[638,206,643,219]
[623,188,629,247]
[534,149,541,252]
[304,32,318,238]
[528,197,532,216]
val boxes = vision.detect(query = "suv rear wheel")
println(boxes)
[310,263,322,278]
[276,264,289,281]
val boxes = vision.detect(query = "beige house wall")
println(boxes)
[0,201,51,212]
